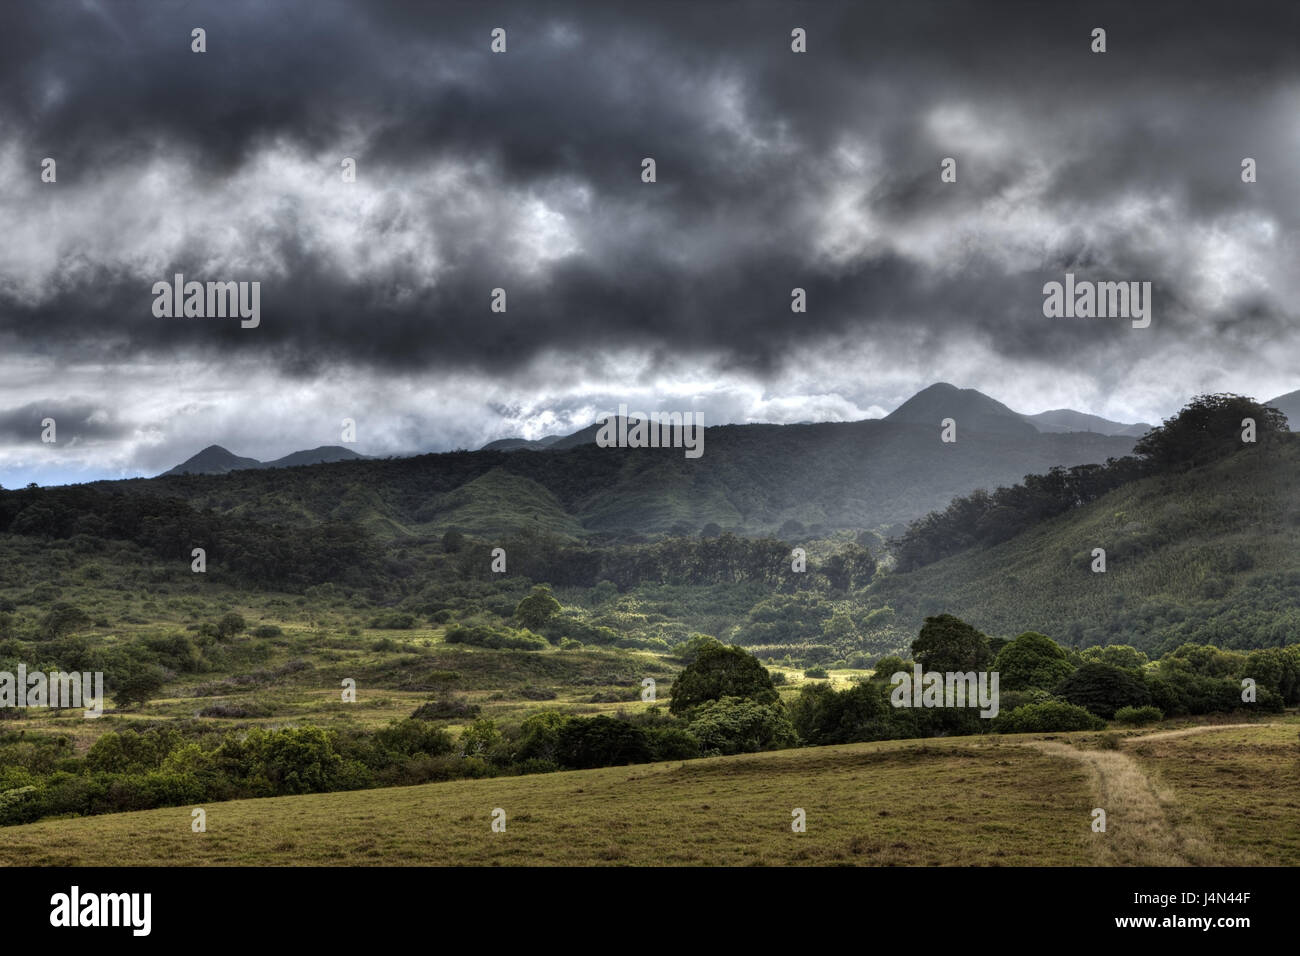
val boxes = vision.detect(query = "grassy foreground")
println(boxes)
[5,720,1295,866]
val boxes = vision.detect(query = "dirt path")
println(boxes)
[1020,724,1270,866]
[1122,721,1278,744]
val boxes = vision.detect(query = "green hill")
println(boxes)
[867,438,1300,654]
[413,467,586,538]
[129,416,1133,541]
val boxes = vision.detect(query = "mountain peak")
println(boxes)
[885,383,1038,437]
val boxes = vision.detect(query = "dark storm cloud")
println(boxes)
[0,0,1297,382]
[0,400,128,443]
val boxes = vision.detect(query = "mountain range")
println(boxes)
[145,383,1142,538]
[480,383,1156,451]
[164,383,1299,477]
[162,445,365,477]
[150,383,1295,541]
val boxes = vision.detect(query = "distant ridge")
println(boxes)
[161,444,364,477]
[478,383,1153,450]
[1020,408,1152,437]
[480,434,566,452]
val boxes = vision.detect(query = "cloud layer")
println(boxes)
[1,0,1297,482]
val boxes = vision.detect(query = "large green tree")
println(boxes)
[514,585,561,631]
[1133,393,1288,472]
[994,631,1075,691]
[910,614,992,673]
[669,643,779,715]
[1055,663,1150,718]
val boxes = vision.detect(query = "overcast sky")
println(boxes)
[2,0,1298,485]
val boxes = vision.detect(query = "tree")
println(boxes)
[39,603,91,640]
[516,712,573,763]
[554,716,652,768]
[1080,644,1149,672]
[685,697,798,755]
[441,529,466,553]
[1245,646,1300,705]
[823,544,876,591]
[823,608,857,644]
[994,631,1075,691]
[870,654,910,681]
[1054,663,1150,718]
[514,585,561,631]
[673,633,723,665]
[111,665,167,710]
[260,726,344,795]
[1133,393,1288,472]
[789,681,889,745]
[669,643,779,715]
[911,614,992,673]
[216,612,247,640]
[459,717,502,757]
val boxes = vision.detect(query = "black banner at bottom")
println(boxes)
[3,865,1284,942]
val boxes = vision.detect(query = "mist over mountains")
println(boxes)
[478,382,1155,452]
[151,383,1296,541]
[141,382,1150,539]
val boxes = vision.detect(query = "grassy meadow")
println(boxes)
[2,720,1293,866]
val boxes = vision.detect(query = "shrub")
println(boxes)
[459,718,503,757]
[39,603,91,641]
[444,625,548,651]
[371,719,455,760]
[252,625,282,638]
[519,685,557,701]
[686,697,798,755]
[554,716,653,769]
[199,702,275,719]
[804,666,829,679]
[410,697,480,721]
[369,612,416,630]
[216,612,247,640]
[1113,705,1164,726]
[514,585,561,631]
[645,726,700,761]
[994,701,1106,734]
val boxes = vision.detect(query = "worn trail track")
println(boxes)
[1021,724,1274,866]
